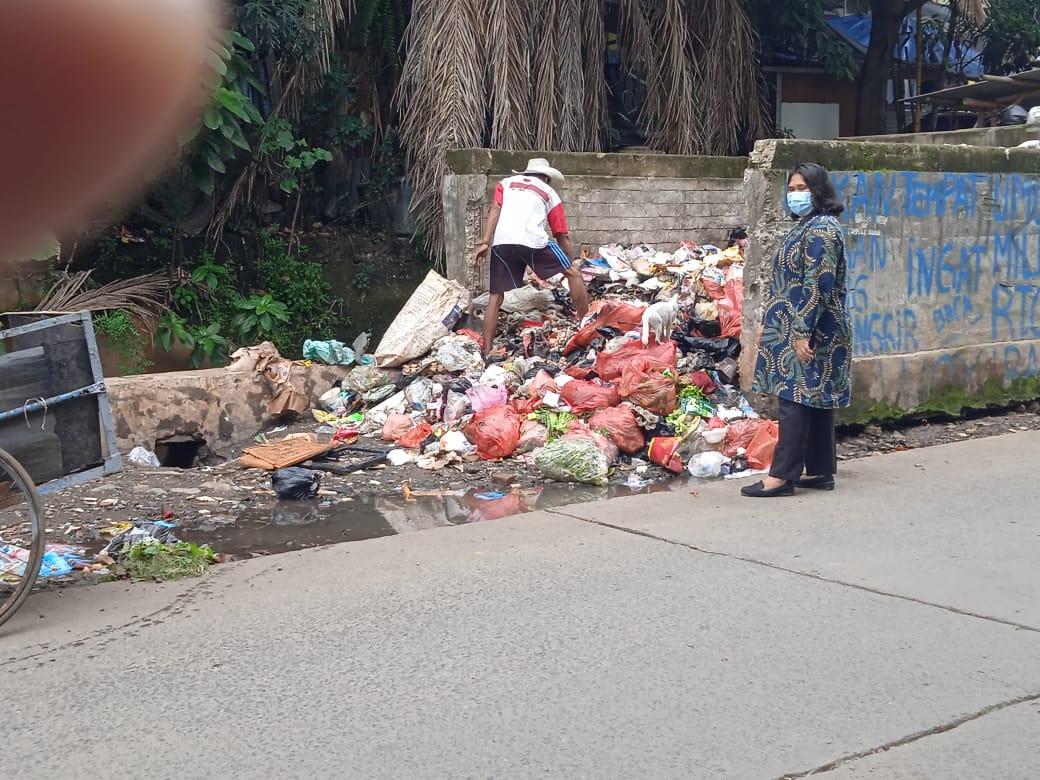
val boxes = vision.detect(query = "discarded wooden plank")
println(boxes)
[239,438,336,470]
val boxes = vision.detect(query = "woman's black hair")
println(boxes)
[726,225,748,247]
[789,162,844,217]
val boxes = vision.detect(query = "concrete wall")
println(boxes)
[851,124,1040,148]
[742,139,1040,422]
[106,364,350,459]
[443,149,747,292]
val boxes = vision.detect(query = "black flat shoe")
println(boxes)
[795,475,835,491]
[740,480,794,498]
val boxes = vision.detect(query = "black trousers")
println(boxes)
[768,398,837,482]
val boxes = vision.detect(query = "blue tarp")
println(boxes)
[827,14,983,79]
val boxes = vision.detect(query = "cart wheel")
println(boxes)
[0,447,45,628]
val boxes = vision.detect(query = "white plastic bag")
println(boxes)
[374,270,469,367]
[688,451,728,479]
[127,446,161,468]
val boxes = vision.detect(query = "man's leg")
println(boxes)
[565,265,589,319]
[482,292,504,357]
[540,243,589,320]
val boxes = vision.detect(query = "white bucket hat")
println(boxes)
[513,157,565,189]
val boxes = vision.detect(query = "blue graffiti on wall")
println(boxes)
[831,170,1040,386]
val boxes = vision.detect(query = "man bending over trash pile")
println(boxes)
[472,158,589,356]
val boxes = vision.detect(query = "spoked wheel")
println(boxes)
[0,447,44,628]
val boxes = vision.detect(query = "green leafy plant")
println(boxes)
[190,31,265,196]
[260,117,333,195]
[93,310,152,376]
[253,231,341,353]
[156,311,194,352]
[232,293,291,341]
[123,539,216,581]
[187,322,229,368]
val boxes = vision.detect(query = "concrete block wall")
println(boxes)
[743,138,1040,422]
[443,149,747,292]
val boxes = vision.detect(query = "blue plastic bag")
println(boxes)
[303,339,356,366]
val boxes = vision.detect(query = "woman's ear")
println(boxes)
[0,0,219,260]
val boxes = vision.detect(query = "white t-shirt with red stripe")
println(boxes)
[491,175,569,249]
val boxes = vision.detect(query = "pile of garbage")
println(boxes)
[252,239,779,487]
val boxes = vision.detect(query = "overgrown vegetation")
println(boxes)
[93,310,152,376]
[155,232,342,364]
[119,539,216,581]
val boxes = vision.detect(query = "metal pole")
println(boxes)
[915,7,924,132]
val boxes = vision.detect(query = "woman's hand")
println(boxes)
[794,338,813,362]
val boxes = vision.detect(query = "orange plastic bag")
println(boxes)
[703,277,742,339]
[746,419,779,469]
[618,356,677,415]
[560,379,621,413]
[463,405,522,460]
[594,339,677,383]
[723,418,768,458]
[588,405,645,455]
[381,413,415,442]
[563,300,645,354]
[527,369,557,399]
[397,422,432,449]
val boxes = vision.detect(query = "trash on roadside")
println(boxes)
[272,467,322,500]
[127,446,161,468]
[303,339,356,366]
[100,520,180,559]
[374,270,470,367]
[277,236,777,488]
[239,436,335,470]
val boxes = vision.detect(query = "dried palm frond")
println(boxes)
[557,0,586,151]
[687,0,765,155]
[396,0,487,257]
[35,271,172,330]
[640,0,700,154]
[580,0,608,151]
[485,0,534,150]
[532,1,564,149]
[953,0,987,26]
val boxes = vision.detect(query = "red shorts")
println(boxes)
[490,243,572,293]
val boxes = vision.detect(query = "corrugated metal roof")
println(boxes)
[904,68,1040,107]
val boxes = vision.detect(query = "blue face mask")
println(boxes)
[787,191,814,217]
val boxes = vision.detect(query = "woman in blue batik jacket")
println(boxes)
[742,163,853,498]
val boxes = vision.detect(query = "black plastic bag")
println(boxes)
[448,377,473,393]
[272,467,322,500]
[687,317,722,338]
[673,335,740,360]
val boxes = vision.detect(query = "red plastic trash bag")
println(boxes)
[527,369,557,399]
[618,356,677,415]
[560,379,621,413]
[647,436,684,474]
[464,405,522,460]
[594,339,677,383]
[397,422,432,449]
[703,276,743,339]
[746,419,779,470]
[515,420,548,454]
[564,364,596,381]
[381,413,415,442]
[723,418,768,458]
[564,300,645,354]
[588,405,645,455]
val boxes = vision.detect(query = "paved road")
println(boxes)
[4,433,1040,779]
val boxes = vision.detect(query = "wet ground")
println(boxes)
[185,479,691,558]
[35,401,1040,565]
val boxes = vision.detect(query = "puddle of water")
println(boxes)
[186,478,692,558]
